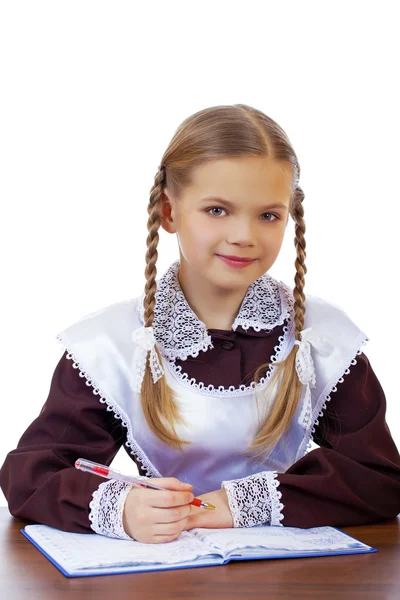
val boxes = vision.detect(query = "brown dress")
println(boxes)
[1,323,400,533]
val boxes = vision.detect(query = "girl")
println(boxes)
[1,104,400,545]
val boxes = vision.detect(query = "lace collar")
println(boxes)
[137,259,293,363]
[133,260,335,427]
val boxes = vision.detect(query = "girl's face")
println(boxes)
[159,156,293,293]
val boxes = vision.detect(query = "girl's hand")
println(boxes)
[123,477,194,544]
[185,488,234,530]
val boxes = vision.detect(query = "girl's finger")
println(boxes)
[150,504,192,524]
[144,489,194,508]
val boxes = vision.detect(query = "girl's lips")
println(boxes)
[216,254,256,262]
[216,255,256,268]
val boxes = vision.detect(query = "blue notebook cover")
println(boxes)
[21,524,377,578]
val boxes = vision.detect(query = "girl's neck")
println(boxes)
[177,263,248,331]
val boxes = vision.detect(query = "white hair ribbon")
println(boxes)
[294,327,334,429]
[131,326,165,393]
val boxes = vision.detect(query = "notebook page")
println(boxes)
[190,525,372,558]
[23,525,221,571]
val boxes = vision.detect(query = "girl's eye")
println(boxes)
[206,207,278,221]
[207,207,227,217]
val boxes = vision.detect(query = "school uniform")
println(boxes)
[1,259,400,539]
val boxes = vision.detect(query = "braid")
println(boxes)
[139,163,190,450]
[143,165,165,327]
[249,181,307,455]
[292,186,307,338]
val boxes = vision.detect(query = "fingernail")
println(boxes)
[181,482,192,487]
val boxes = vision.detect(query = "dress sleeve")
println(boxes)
[0,351,132,534]
[222,352,400,528]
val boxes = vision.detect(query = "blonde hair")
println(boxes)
[140,104,306,456]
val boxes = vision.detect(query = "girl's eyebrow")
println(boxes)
[200,196,289,211]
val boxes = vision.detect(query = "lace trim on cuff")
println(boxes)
[89,479,134,539]
[264,470,284,526]
[221,471,284,528]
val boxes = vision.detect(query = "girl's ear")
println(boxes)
[158,192,177,234]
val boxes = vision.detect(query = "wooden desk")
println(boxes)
[0,508,399,600]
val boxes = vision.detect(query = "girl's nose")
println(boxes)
[227,220,255,245]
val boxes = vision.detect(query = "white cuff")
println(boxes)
[89,479,134,539]
[221,471,284,528]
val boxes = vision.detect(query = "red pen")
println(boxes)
[75,458,216,510]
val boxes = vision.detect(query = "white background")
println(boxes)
[1,1,399,508]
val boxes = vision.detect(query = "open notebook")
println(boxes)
[21,524,376,578]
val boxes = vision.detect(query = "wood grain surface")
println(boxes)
[1,508,399,600]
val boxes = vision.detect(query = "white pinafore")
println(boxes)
[56,261,369,524]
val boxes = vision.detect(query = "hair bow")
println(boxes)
[294,327,334,429]
[131,326,165,393]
